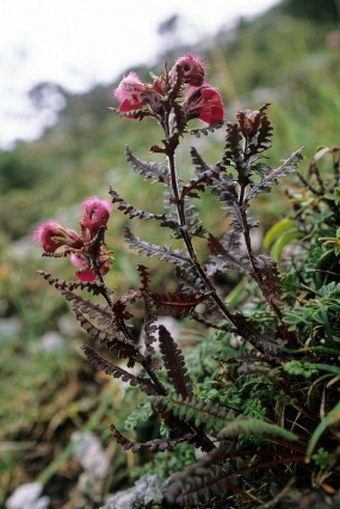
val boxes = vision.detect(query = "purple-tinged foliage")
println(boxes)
[35,54,340,508]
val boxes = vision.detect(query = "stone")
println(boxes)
[41,331,64,353]
[71,431,109,479]
[102,475,167,509]
[6,482,49,509]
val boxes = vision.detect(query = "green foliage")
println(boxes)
[152,393,229,433]
[264,218,304,262]
[218,417,298,442]
[280,0,339,23]
[284,283,340,344]
[131,442,197,481]
[312,447,332,469]
[283,360,320,378]
[0,150,44,191]
[306,401,340,461]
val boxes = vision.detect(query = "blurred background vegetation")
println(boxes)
[0,0,339,506]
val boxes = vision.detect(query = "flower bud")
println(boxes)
[33,221,82,253]
[114,72,145,112]
[173,54,205,86]
[184,85,224,126]
[81,196,112,233]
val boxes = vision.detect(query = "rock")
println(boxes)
[139,317,181,351]
[0,317,22,341]
[102,475,167,509]
[156,317,181,342]
[68,432,110,506]
[6,482,49,509]
[71,431,109,479]
[41,331,64,353]
[57,314,79,337]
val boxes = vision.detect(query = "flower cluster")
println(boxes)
[113,54,224,128]
[34,197,112,282]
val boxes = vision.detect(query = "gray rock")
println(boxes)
[57,314,79,337]
[41,331,64,353]
[102,475,167,509]
[6,482,49,509]
[0,317,23,341]
[71,431,109,479]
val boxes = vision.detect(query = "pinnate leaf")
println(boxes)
[158,325,193,399]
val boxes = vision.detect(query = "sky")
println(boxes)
[1,0,278,148]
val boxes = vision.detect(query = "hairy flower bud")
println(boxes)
[173,54,205,86]
[184,85,224,126]
[114,72,145,113]
[33,221,82,253]
[80,196,112,233]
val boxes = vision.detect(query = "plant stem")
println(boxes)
[94,266,114,307]
[238,182,284,323]
[167,150,236,325]
[165,134,281,360]
[166,149,281,360]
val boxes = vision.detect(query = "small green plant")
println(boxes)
[35,55,339,507]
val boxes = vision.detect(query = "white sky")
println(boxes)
[0,0,278,148]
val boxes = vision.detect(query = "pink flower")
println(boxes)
[81,196,112,233]
[75,269,97,282]
[33,220,82,253]
[35,201,112,282]
[70,252,111,282]
[114,72,145,113]
[70,253,95,282]
[184,85,224,126]
[173,54,205,86]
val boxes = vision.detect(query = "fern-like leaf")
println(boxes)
[137,265,159,360]
[110,423,194,453]
[181,147,226,198]
[189,121,224,138]
[217,417,298,442]
[136,264,151,293]
[246,147,304,202]
[125,145,169,184]
[61,290,114,330]
[171,102,188,137]
[224,122,244,173]
[109,187,167,222]
[190,146,212,174]
[81,345,157,395]
[211,178,250,234]
[232,314,281,361]
[125,227,191,269]
[206,233,251,274]
[152,393,230,433]
[168,64,185,103]
[153,291,206,318]
[167,464,235,507]
[74,308,140,364]
[111,289,138,320]
[37,270,106,296]
[182,202,207,238]
[141,292,159,360]
[158,325,193,399]
[176,267,219,315]
[254,254,282,308]
[237,103,273,156]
